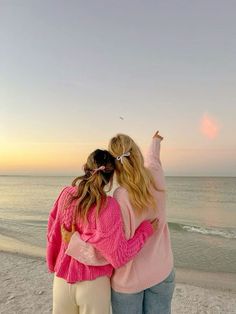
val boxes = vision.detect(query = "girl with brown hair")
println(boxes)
[46,149,156,314]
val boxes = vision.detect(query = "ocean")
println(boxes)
[0,176,236,274]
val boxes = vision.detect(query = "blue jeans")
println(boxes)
[111,269,175,314]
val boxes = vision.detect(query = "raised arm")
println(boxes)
[144,131,166,190]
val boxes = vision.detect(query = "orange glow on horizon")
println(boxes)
[0,142,92,173]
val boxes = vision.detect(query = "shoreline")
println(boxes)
[176,267,236,293]
[1,250,236,292]
[1,251,236,314]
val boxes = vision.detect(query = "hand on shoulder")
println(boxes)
[150,218,159,232]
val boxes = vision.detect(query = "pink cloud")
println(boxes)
[200,113,220,139]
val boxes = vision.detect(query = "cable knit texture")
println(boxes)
[46,187,154,284]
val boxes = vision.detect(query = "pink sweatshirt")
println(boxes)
[46,186,154,284]
[111,137,174,292]
[67,137,174,292]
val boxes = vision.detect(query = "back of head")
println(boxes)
[83,149,115,186]
[71,149,115,222]
[108,134,157,213]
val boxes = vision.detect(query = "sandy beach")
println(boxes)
[1,252,236,314]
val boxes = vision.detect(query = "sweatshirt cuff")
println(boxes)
[66,231,80,258]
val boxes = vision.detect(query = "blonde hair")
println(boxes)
[108,134,158,214]
[68,149,115,223]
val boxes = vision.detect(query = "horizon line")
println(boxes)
[0,174,235,178]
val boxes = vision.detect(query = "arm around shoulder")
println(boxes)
[89,197,154,268]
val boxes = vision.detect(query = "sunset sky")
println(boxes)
[1,1,236,176]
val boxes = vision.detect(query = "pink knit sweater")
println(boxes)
[46,187,154,284]
[66,138,174,292]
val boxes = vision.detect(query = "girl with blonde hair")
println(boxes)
[46,149,157,314]
[108,131,175,314]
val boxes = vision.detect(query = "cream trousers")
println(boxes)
[53,275,111,314]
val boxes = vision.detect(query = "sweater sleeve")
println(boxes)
[46,187,67,272]
[144,137,166,190]
[88,198,154,269]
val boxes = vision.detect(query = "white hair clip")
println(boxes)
[116,152,130,164]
